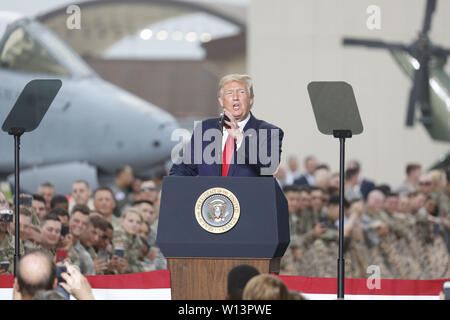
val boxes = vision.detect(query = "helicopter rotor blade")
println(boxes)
[406,68,422,126]
[342,38,411,53]
[406,57,430,127]
[405,0,435,127]
[431,45,450,57]
[422,0,437,35]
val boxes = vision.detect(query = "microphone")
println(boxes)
[218,113,230,176]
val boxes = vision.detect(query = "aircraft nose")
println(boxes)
[149,115,179,151]
[82,78,181,170]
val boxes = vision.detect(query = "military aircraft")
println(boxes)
[0,11,179,194]
[342,0,450,143]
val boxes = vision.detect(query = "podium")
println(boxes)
[157,176,290,300]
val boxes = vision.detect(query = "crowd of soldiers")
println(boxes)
[1,155,450,281]
[0,165,167,276]
[277,156,450,279]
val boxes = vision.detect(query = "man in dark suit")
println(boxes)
[347,160,375,200]
[170,74,284,177]
[293,155,317,186]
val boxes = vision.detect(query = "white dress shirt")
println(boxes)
[221,112,251,151]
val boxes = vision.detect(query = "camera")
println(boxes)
[0,209,13,222]
[0,261,10,272]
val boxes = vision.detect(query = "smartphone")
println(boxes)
[318,216,328,228]
[56,249,67,263]
[443,281,450,300]
[114,248,125,259]
[55,265,70,300]
[56,265,67,283]
[56,285,70,300]
[61,225,69,237]
[0,261,10,272]
[98,250,109,261]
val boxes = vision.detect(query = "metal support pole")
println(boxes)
[337,136,345,299]
[13,133,21,277]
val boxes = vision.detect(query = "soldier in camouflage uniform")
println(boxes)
[291,187,331,277]
[281,186,326,276]
[301,195,362,278]
[85,215,109,275]
[0,218,15,274]
[377,194,424,279]
[414,197,450,279]
[425,170,450,253]
[66,204,90,273]
[37,213,62,260]
[12,207,39,254]
[77,215,112,275]
[280,186,302,275]
[392,206,425,279]
[443,171,450,252]
[0,192,14,274]
[31,194,47,224]
[292,187,323,247]
[359,190,397,279]
[113,208,145,273]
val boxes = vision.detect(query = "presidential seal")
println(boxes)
[195,187,240,234]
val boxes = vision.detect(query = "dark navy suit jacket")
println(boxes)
[293,175,309,186]
[170,113,284,177]
[360,179,375,200]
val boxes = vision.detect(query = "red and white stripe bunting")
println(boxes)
[1,270,448,300]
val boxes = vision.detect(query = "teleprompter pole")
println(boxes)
[308,81,363,299]
[1,79,62,276]
[10,129,24,277]
[333,130,352,299]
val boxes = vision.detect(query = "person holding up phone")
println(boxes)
[66,204,96,275]
[80,215,109,275]
[170,73,284,177]
[13,249,94,300]
[12,207,38,254]
[0,192,16,274]
[112,208,144,274]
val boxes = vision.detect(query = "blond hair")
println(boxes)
[429,170,445,188]
[217,74,254,99]
[242,274,290,300]
[121,208,143,221]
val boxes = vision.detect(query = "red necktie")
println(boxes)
[222,134,235,177]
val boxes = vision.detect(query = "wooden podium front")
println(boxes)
[157,177,289,300]
[168,258,280,300]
